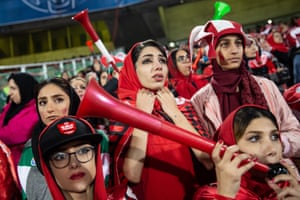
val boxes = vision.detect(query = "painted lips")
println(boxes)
[70,172,85,180]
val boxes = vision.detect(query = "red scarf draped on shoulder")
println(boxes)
[211,60,268,120]
[118,43,141,102]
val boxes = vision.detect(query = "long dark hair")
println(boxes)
[34,78,80,117]
[131,39,167,66]
[32,77,80,171]
[234,106,278,141]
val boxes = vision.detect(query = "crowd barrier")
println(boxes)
[0,55,99,109]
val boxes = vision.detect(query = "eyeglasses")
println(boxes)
[50,146,95,169]
[176,54,190,63]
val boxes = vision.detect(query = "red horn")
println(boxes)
[72,9,119,72]
[77,78,269,174]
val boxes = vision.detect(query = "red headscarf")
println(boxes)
[117,41,199,200]
[167,48,190,81]
[266,32,289,53]
[213,104,279,199]
[167,48,208,99]
[118,43,141,101]
[214,104,274,145]
[37,117,107,200]
[118,41,168,103]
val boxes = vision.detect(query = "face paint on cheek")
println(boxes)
[63,108,69,115]
[218,51,227,65]
[255,51,262,64]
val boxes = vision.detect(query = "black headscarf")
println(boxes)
[2,73,38,127]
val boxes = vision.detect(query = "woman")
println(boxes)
[193,105,300,199]
[35,116,107,200]
[167,47,208,99]
[190,20,300,158]
[266,30,289,67]
[18,77,81,200]
[0,72,39,170]
[69,76,109,137]
[21,78,110,199]
[61,71,71,81]
[99,70,109,87]
[110,39,208,200]
[266,30,292,86]
[70,76,87,100]
[244,34,290,88]
[244,34,277,79]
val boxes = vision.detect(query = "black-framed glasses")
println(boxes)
[50,146,95,169]
[176,54,190,63]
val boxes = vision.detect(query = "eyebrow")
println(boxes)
[245,131,263,135]
[142,53,165,58]
[38,94,65,100]
[141,53,153,57]
[219,38,242,42]
[245,128,278,135]
[58,144,93,152]
[177,53,188,57]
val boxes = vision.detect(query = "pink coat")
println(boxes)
[191,76,300,158]
[0,100,39,168]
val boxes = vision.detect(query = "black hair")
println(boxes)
[290,15,300,27]
[32,77,81,171]
[169,48,179,67]
[35,77,80,117]
[233,106,278,141]
[2,72,38,126]
[131,39,167,66]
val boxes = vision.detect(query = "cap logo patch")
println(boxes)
[57,122,77,135]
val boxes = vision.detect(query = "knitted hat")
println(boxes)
[206,20,246,47]
[189,20,246,59]
[39,116,102,157]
